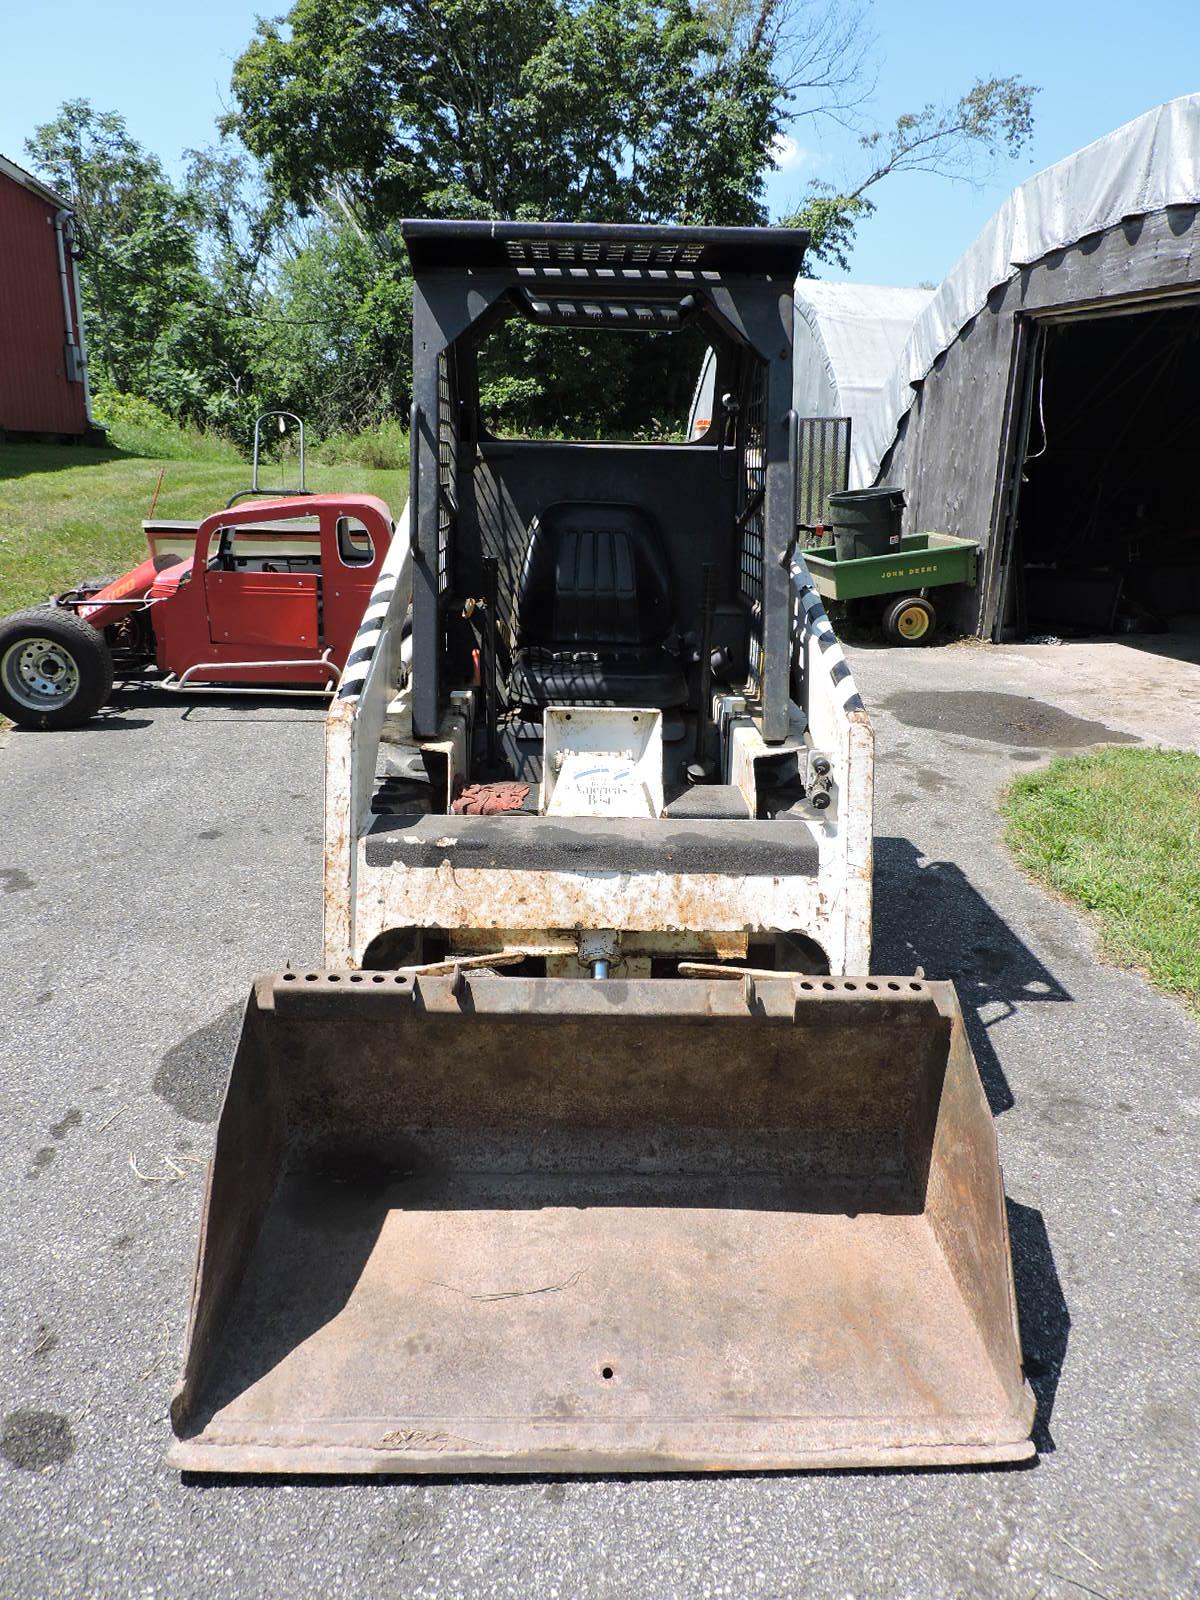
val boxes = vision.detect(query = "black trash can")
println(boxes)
[829,488,905,562]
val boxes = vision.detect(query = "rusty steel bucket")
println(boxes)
[169,972,1035,1473]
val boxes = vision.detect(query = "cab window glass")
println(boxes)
[337,516,375,566]
[212,516,322,572]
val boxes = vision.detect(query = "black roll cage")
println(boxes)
[402,219,809,743]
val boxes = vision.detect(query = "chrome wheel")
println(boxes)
[1,636,81,712]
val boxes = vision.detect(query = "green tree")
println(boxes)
[229,0,784,229]
[781,76,1039,271]
[228,1,1038,432]
[184,143,280,318]
[252,221,414,436]
[26,102,259,429]
[227,0,792,431]
[25,19,1041,442]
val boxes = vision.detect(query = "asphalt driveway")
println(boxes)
[1,641,1197,1600]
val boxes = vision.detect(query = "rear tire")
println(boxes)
[0,607,114,728]
[882,594,936,646]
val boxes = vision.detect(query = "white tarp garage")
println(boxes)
[859,93,1200,641]
[792,281,933,487]
[688,280,931,520]
[689,281,931,444]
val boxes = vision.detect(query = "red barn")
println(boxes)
[0,153,100,441]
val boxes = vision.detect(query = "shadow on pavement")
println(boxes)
[1,685,326,736]
[873,836,1072,1450]
[183,1455,1042,1489]
[1048,627,1200,667]
[5,714,155,733]
[75,714,155,731]
[101,680,329,723]
[872,836,1072,1116]
[1007,1199,1071,1453]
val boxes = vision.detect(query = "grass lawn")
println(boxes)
[1003,746,1200,1014]
[0,436,407,615]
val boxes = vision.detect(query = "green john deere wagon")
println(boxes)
[802,532,979,645]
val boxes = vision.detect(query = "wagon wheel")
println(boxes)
[882,594,937,647]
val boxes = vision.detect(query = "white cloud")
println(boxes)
[769,133,813,172]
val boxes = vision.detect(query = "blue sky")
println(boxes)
[1,0,1196,288]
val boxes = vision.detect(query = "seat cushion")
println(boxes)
[517,502,673,649]
[509,646,688,710]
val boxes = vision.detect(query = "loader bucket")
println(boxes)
[170,973,1035,1473]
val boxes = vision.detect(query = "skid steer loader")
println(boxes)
[170,222,1034,1474]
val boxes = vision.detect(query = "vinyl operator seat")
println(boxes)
[508,501,688,710]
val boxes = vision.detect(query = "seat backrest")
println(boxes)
[516,502,673,648]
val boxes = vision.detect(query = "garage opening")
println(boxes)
[1006,302,1200,645]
